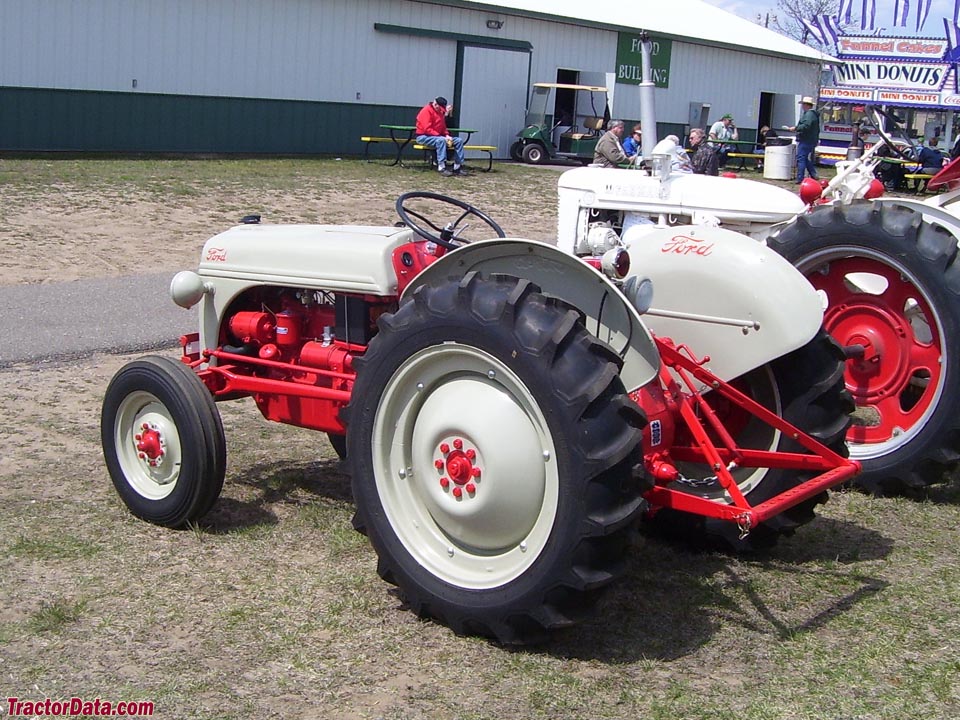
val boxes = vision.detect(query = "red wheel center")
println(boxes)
[445,451,473,485]
[826,303,911,401]
[136,426,163,460]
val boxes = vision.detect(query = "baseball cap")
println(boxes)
[435,96,448,107]
[721,113,733,120]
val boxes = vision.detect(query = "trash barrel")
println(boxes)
[763,140,795,180]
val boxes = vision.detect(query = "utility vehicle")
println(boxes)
[510,82,610,165]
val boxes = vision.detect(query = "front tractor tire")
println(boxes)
[346,273,646,643]
[101,356,226,527]
[521,143,547,165]
[770,202,960,494]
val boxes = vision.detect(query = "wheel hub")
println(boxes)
[435,438,482,498]
[135,422,167,469]
[826,302,909,402]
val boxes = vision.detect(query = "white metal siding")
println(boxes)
[460,45,530,158]
[0,0,821,134]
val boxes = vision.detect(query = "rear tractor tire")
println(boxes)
[101,356,226,527]
[346,273,646,643]
[769,202,960,494]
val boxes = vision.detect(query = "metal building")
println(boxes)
[0,0,827,156]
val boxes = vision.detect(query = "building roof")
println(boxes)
[459,0,831,62]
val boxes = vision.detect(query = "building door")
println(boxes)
[459,45,530,159]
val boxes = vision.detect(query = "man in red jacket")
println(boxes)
[416,96,467,176]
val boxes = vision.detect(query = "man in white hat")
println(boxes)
[787,96,820,184]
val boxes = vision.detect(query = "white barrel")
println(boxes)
[763,143,795,180]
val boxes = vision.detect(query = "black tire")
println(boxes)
[521,143,546,165]
[101,356,226,527]
[327,433,347,459]
[509,141,523,162]
[650,331,853,550]
[769,202,960,494]
[346,273,646,643]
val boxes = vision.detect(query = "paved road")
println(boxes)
[0,272,196,367]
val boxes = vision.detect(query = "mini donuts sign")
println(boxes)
[826,32,959,104]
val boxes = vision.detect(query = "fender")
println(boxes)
[624,224,823,382]
[402,239,660,393]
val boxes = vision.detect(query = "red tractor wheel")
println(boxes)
[769,202,960,494]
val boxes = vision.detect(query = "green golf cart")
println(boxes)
[510,82,611,165]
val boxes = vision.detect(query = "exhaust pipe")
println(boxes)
[638,31,658,163]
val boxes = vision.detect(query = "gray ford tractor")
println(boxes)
[101,190,858,644]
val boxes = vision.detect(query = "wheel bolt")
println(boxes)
[452,487,463,498]
[435,459,444,470]
[142,423,149,430]
[138,453,146,460]
[465,482,476,494]
[453,438,463,450]
[439,443,450,454]
[465,449,476,460]
[471,467,481,478]
[440,477,450,489]
[135,434,142,441]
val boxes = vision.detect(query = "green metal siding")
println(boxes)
[0,87,419,154]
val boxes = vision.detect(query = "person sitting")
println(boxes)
[622,124,642,156]
[917,137,946,175]
[755,126,778,171]
[415,96,467,177]
[689,128,719,176]
[708,113,738,167]
[592,119,636,168]
[874,142,905,191]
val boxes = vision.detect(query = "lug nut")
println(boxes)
[465,482,476,494]
[435,459,444,470]
[439,478,450,489]
[452,487,463,498]
[471,467,481,478]
[439,443,450,454]
[453,438,463,450]
[466,449,476,460]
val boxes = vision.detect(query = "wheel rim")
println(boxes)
[529,147,542,162]
[796,247,946,460]
[113,391,183,500]
[673,367,781,500]
[371,344,558,589]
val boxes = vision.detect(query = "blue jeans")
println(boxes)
[417,135,465,168]
[796,141,818,182]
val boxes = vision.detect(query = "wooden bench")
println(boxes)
[360,136,396,162]
[727,152,765,171]
[414,144,498,171]
[903,173,936,193]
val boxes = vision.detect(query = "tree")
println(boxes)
[773,0,840,47]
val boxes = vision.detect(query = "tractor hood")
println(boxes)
[558,167,805,225]
[195,223,414,295]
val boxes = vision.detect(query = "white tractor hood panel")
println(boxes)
[197,224,414,295]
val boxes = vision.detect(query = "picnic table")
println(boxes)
[375,125,478,167]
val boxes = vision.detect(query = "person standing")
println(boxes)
[708,113,738,167]
[788,96,820,184]
[415,96,467,177]
[688,128,719,176]
[592,119,636,168]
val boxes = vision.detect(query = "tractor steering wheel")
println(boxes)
[396,191,506,251]
[870,105,920,160]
